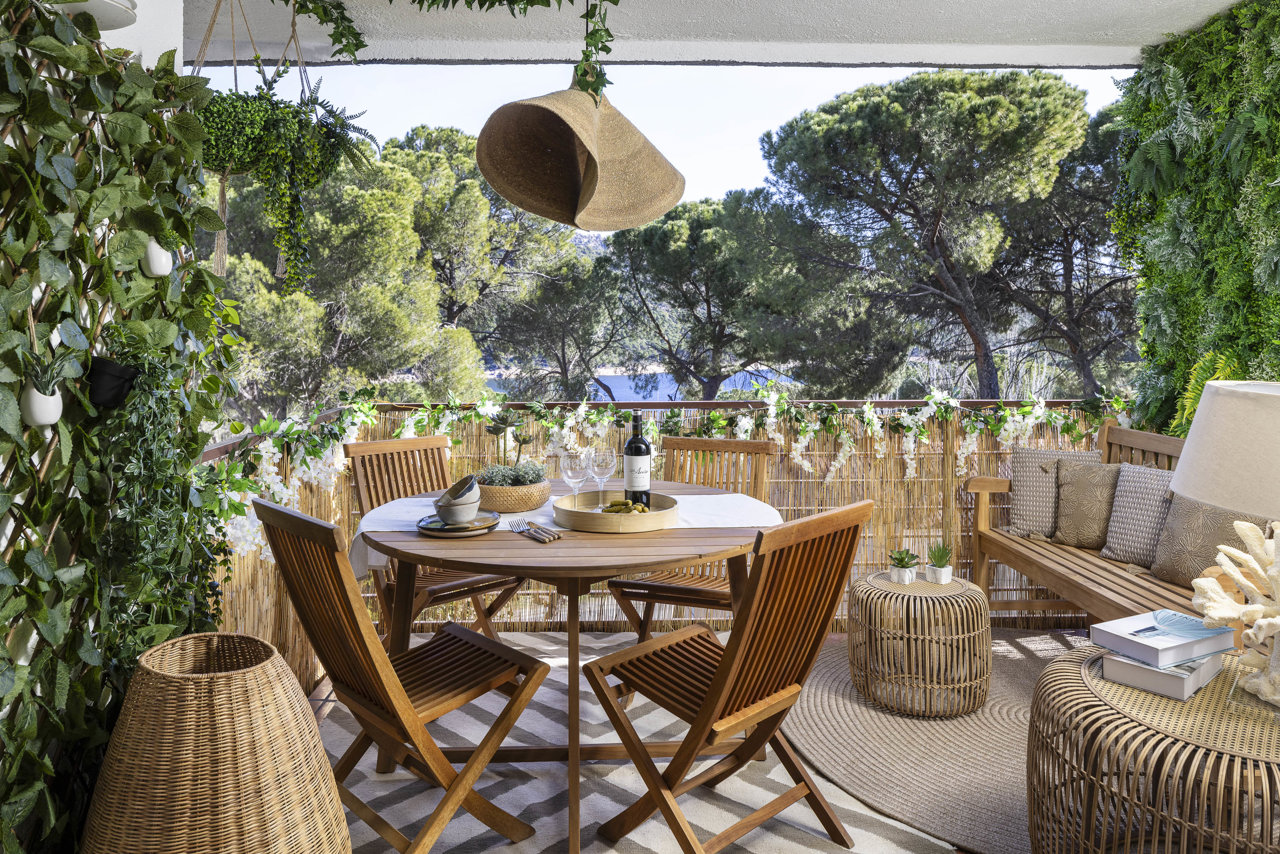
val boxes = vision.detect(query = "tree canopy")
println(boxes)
[763,69,1089,398]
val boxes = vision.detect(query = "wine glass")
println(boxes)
[589,447,617,509]
[561,452,590,507]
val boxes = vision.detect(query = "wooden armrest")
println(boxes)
[965,476,1011,494]
[583,625,714,680]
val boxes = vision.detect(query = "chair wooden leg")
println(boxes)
[610,587,647,640]
[469,581,523,640]
[770,732,853,848]
[407,671,545,851]
[332,731,373,783]
[585,670,703,850]
[639,601,656,642]
[973,544,993,603]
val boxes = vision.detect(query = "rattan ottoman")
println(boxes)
[847,571,991,717]
[1028,646,1280,854]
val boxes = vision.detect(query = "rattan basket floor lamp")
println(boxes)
[81,633,350,854]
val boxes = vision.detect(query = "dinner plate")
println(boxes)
[417,511,500,538]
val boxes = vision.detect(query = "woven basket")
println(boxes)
[477,479,551,513]
[82,633,349,854]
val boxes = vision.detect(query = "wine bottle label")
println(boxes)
[623,456,650,491]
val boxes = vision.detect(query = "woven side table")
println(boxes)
[1028,647,1280,854]
[848,571,991,717]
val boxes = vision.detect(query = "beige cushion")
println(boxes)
[1101,464,1175,567]
[1008,446,1101,538]
[1051,461,1120,549]
[1150,494,1272,588]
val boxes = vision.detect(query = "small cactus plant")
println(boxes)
[927,542,953,568]
[889,548,920,569]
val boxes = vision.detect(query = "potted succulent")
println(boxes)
[888,548,920,585]
[925,542,954,585]
[19,349,81,427]
[474,408,549,512]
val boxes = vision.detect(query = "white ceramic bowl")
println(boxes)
[436,497,480,526]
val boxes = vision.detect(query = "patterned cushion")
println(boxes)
[1008,447,1101,538]
[1051,461,1120,549]
[1100,464,1175,567]
[1150,494,1272,588]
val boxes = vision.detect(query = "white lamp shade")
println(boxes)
[1169,381,1280,521]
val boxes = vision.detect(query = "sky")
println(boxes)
[202,63,1132,205]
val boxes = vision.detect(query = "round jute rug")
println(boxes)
[782,629,1090,854]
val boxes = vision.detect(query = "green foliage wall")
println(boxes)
[1116,0,1280,428]
[0,2,236,849]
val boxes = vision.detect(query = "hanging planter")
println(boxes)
[18,349,81,428]
[87,357,141,410]
[140,237,174,278]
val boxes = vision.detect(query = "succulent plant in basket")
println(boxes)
[475,407,550,513]
[925,542,954,585]
[888,548,920,585]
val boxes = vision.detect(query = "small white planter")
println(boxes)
[925,564,954,585]
[140,238,174,278]
[20,384,62,427]
[888,566,917,585]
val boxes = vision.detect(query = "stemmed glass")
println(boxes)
[589,447,617,509]
[561,452,590,508]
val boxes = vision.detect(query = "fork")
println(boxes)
[510,518,552,543]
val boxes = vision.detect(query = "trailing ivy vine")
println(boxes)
[1115,1,1280,429]
[0,3,238,850]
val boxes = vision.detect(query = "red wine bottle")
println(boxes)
[623,412,651,507]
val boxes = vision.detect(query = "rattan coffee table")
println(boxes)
[1028,646,1280,853]
[847,571,991,717]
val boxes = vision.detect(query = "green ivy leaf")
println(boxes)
[56,318,89,350]
[76,632,101,667]
[25,550,53,582]
[190,204,226,233]
[0,388,23,444]
[37,250,71,287]
[103,111,150,145]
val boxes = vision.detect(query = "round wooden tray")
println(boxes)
[552,490,678,533]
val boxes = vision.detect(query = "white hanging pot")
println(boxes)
[55,0,137,30]
[20,383,63,427]
[925,564,953,585]
[140,238,173,278]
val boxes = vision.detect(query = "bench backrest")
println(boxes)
[1097,420,1184,471]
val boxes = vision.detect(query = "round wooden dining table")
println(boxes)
[361,478,767,854]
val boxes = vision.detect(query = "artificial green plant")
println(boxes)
[0,4,239,850]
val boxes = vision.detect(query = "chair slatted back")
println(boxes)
[345,436,453,514]
[1097,420,1184,471]
[662,437,776,502]
[254,499,411,727]
[712,501,872,721]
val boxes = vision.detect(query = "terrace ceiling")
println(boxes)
[184,0,1234,68]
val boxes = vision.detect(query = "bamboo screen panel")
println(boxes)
[219,404,1094,690]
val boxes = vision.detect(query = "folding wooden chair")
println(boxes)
[585,500,873,854]
[345,435,524,640]
[607,437,777,640]
[254,499,549,854]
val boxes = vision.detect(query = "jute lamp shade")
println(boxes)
[81,633,350,854]
[1169,381,1280,520]
[476,87,684,231]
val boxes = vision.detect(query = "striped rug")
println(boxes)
[318,632,952,853]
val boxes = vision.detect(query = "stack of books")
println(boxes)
[1091,610,1236,701]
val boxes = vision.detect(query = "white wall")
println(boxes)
[107,0,182,67]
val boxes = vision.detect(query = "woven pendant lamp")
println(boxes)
[476,86,684,231]
[82,633,349,854]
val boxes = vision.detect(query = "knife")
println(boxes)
[528,521,562,541]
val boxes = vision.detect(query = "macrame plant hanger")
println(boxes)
[190,0,309,279]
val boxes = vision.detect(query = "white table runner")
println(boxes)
[348,493,783,577]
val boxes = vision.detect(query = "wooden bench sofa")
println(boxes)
[967,421,1195,622]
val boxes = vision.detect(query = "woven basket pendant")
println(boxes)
[82,633,349,854]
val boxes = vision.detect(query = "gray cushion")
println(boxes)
[1008,446,1101,538]
[1051,461,1120,550]
[1150,493,1272,588]
[1100,464,1175,567]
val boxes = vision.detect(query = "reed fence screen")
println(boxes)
[216,402,1096,689]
